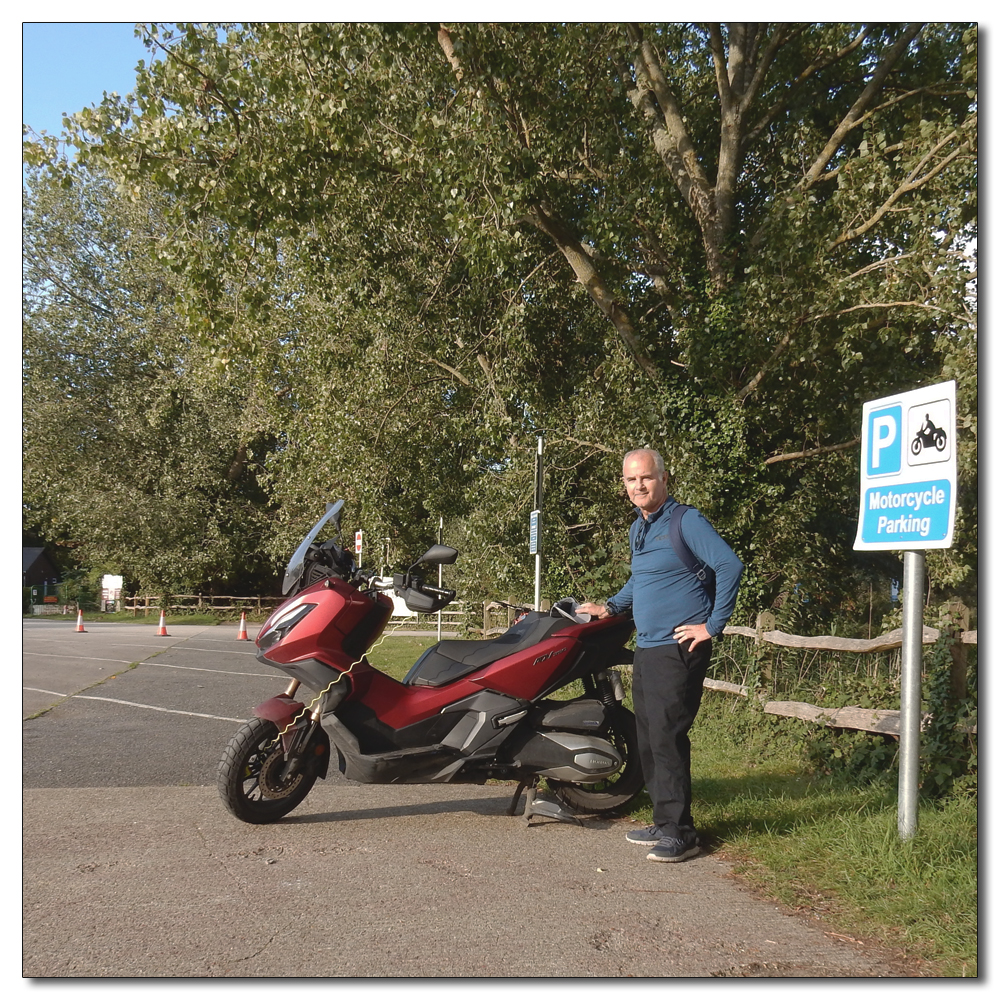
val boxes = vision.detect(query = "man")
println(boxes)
[578,448,743,862]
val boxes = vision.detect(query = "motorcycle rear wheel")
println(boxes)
[547,706,644,814]
[218,717,319,824]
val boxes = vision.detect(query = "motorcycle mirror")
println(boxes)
[282,500,346,594]
[409,544,459,572]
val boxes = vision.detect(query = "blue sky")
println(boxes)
[22,22,152,138]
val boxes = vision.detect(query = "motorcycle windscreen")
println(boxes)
[282,500,345,594]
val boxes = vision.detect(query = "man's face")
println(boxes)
[622,452,668,517]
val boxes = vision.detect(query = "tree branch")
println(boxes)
[527,203,659,381]
[436,24,463,81]
[557,434,616,454]
[622,25,716,238]
[745,26,869,146]
[810,301,947,318]
[800,23,924,189]
[765,439,860,465]
[830,119,976,249]
[737,326,795,401]
[416,353,471,386]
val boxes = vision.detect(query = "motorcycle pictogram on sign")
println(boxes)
[910,414,947,456]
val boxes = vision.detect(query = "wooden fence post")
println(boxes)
[756,612,775,682]
[944,600,970,702]
[755,611,775,643]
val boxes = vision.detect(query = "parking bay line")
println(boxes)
[166,645,259,656]
[153,662,279,679]
[21,653,269,675]
[22,687,244,723]
[21,652,134,664]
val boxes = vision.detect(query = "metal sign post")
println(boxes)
[531,435,543,611]
[898,549,925,839]
[854,380,957,840]
[437,516,444,641]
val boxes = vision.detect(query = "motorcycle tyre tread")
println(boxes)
[218,716,319,825]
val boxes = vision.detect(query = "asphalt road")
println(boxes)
[22,618,927,979]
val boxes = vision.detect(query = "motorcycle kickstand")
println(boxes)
[511,778,583,826]
[507,781,530,816]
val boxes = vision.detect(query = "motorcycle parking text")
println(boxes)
[866,484,947,538]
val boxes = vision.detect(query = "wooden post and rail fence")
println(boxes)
[708,605,976,738]
[101,594,976,739]
[477,601,977,739]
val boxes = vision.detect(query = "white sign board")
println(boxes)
[854,380,956,550]
[355,530,363,557]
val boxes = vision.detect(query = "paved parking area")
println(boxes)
[22,619,923,978]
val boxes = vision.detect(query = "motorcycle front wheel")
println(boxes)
[218,717,320,824]
[547,706,644,814]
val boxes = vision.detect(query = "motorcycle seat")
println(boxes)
[403,612,567,687]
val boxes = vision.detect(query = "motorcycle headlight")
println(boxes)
[257,603,316,651]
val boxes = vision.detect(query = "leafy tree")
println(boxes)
[43,22,976,620]
[22,163,278,593]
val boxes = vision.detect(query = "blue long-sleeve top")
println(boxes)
[604,496,744,647]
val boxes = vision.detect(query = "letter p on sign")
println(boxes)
[867,405,902,477]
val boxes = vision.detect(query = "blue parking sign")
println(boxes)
[866,405,902,477]
[855,382,956,550]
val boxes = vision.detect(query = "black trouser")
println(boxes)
[632,640,712,841]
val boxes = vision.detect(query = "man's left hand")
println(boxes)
[674,622,711,650]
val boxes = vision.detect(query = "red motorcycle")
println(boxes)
[217,501,642,824]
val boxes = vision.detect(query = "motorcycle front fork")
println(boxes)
[276,678,322,782]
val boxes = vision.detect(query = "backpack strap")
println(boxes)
[670,505,712,589]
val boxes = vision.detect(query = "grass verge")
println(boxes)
[26,611,226,626]
[622,693,977,977]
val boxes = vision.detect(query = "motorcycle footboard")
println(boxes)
[321,713,459,784]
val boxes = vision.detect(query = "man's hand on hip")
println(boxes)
[674,622,711,649]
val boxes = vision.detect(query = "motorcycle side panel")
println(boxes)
[339,668,487,736]
[341,616,634,730]
[321,712,464,784]
[258,577,393,669]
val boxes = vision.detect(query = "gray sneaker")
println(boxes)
[625,824,663,845]
[647,836,701,862]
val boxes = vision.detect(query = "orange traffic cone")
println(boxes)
[236,612,249,641]
[75,610,86,633]
[156,611,169,637]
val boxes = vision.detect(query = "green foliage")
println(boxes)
[24,22,977,627]
[22,166,278,593]
[919,626,978,799]
[798,727,900,786]
[708,608,977,798]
